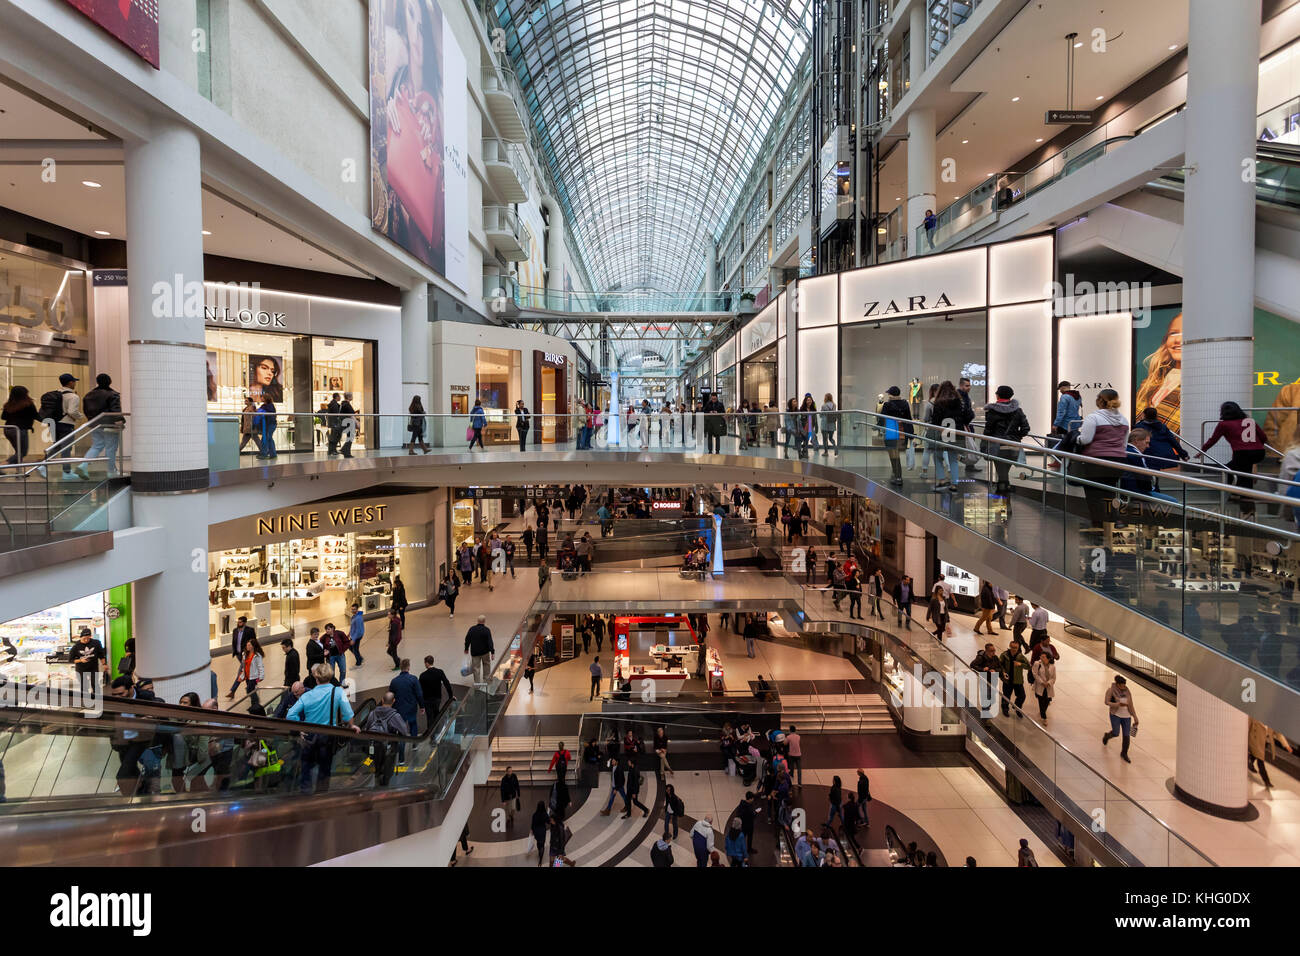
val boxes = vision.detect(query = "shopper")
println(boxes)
[725,818,748,866]
[386,610,404,670]
[1052,380,1082,445]
[982,385,1030,494]
[867,568,885,619]
[286,663,359,790]
[820,393,839,454]
[468,398,487,451]
[892,574,914,628]
[974,580,998,635]
[227,635,264,702]
[994,585,1009,630]
[1202,401,1267,511]
[514,399,530,452]
[653,726,672,776]
[338,393,357,458]
[598,754,630,816]
[527,801,549,866]
[999,639,1030,718]
[1248,719,1293,788]
[845,565,864,619]
[925,584,949,640]
[1101,675,1139,763]
[70,626,107,698]
[690,815,716,867]
[463,615,494,683]
[1133,407,1185,469]
[917,383,939,477]
[437,572,459,620]
[663,783,685,840]
[1030,651,1056,721]
[969,642,1001,712]
[238,395,261,455]
[743,614,760,658]
[623,757,650,818]
[798,394,819,458]
[279,638,300,687]
[923,208,937,248]
[537,557,550,591]
[1076,388,1130,528]
[1,386,39,466]
[1008,594,1029,644]
[651,837,675,868]
[406,395,430,453]
[839,517,854,555]
[1027,601,1049,651]
[324,392,342,455]
[348,602,366,666]
[589,656,602,701]
[879,386,914,486]
[1017,838,1039,868]
[926,380,965,491]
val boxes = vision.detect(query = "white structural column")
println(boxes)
[401,284,431,412]
[1174,0,1260,817]
[544,198,566,297]
[906,107,936,256]
[908,1,927,88]
[124,120,211,702]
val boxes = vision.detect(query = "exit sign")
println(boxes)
[1045,109,1094,124]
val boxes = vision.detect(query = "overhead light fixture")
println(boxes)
[93,229,110,236]
[961,139,969,144]
[202,229,212,236]
[1168,44,1178,50]
[81,180,102,188]
[1035,137,1043,143]
[1011,96,1020,102]
[1095,95,1104,101]
[1074,41,1082,48]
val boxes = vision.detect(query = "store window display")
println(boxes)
[207,529,416,648]
[0,593,106,688]
[475,347,521,446]
[841,311,987,415]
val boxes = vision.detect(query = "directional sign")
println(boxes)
[1045,109,1094,125]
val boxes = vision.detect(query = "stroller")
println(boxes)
[558,549,579,581]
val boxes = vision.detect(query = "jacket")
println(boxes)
[348,610,364,642]
[819,401,838,432]
[626,763,643,795]
[1203,418,1265,454]
[287,682,354,726]
[305,639,326,669]
[969,650,1000,674]
[500,773,521,802]
[464,623,494,657]
[1139,419,1185,466]
[470,405,487,429]
[928,397,965,432]
[982,399,1030,447]
[999,649,1031,685]
[282,646,301,686]
[419,666,453,705]
[82,386,124,424]
[241,651,264,683]
[58,388,85,426]
[690,820,715,857]
[979,583,996,610]
[650,839,675,867]
[1031,657,1056,698]
[363,704,409,736]
[0,399,38,433]
[387,616,403,647]
[725,829,747,860]
[925,595,948,623]
[389,671,424,718]
[1079,409,1129,458]
[1053,391,1082,432]
[230,624,256,659]
[892,581,912,607]
[879,398,915,438]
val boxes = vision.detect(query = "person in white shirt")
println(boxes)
[1028,602,1050,651]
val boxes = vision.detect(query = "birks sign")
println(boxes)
[839,247,987,324]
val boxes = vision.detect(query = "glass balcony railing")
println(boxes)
[207,409,1300,706]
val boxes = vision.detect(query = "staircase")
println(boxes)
[0,475,110,550]
[780,693,894,733]
[488,735,577,785]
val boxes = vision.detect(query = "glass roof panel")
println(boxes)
[496,0,813,296]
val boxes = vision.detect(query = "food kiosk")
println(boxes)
[614,615,698,699]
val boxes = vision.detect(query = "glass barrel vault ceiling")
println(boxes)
[495,0,813,295]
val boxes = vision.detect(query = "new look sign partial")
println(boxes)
[839,248,988,324]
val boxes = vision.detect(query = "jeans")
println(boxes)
[788,754,802,786]
[351,637,364,665]
[299,737,335,793]
[469,427,484,450]
[821,428,836,451]
[3,425,29,464]
[603,784,628,812]
[933,448,957,485]
[1001,679,1026,716]
[663,814,679,840]
[471,653,492,684]
[85,428,122,476]
[897,604,912,628]
[329,653,347,681]
[53,421,75,473]
[388,643,401,669]
[517,426,529,452]
[590,676,602,700]
[707,434,720,453]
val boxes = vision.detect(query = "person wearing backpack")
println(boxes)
[41,373,86,478]
[879,386,914,486]
[81,373,124,478]
[982,386,1031,495]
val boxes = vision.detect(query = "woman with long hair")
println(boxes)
[1202,400,1267,512]
[925,584,949,640]
[1135,312,1183,433]
[799,394,818,458]
[407,394,429,453]
[927,380,965,491]
[1,385,38,465]
[227,635,265,702]
[917,382,939,477]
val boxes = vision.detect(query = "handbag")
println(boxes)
[905,442,916,470]
[466,425,476,441]
[384,89,439,242]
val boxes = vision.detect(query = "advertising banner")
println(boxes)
[1133,306,1300,449]
[64,0,159,68]
[369,0,469,290]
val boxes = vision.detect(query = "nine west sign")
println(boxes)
[256,504,388,537]
[840,246,987,324]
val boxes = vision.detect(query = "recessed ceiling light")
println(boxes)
[894,196,901,201]
[961,139,969,144]
[1035,137,1043,143]
[81,180,102,188]
[1074,41,1082,48]
[93,230,110,236]
[202,230,212,236]
[1095,95,1104,101]
[1011,96,1020,102]
[1168,44,1178,50]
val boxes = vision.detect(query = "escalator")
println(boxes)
[0,685,489,865]
[1153,142,1300,211]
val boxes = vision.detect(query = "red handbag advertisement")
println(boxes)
[63,0,160,69]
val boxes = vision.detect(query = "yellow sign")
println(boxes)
[256,504,388,537]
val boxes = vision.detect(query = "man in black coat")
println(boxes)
[303,628,326,687]
[231,616,256,660]
[733,791,761,857]
[419,655,455,728]
[280,638,301,686]
[325,393,342,455]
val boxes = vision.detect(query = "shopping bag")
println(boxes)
[460,656,473,677]
[526,833,537,854]
[906,442,916,470]
[963,434,981,466]
[466,425,475,441]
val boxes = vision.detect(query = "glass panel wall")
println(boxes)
[841,310,987,413]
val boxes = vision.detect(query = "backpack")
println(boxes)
[39,390,64,422]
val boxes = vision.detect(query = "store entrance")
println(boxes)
[741,344,778,409]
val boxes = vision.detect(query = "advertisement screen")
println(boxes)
[64,0,160,69]
[369,0,468,289]
[1133,306,1300,449]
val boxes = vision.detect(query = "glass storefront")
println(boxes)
[714,366,737,411]
[475,346,521,445]
[452,496,501,551]
[840,310,987,413]
[207,527,422,647]
[205,328,376,455]
[741,344,778,409]
[0,246,90,461]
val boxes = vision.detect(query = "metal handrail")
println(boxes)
[793,582,1215,866]
[41,412,129,459]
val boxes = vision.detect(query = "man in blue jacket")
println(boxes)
[1052,380,1082,438]
[389,658,425,736]
[348,603,365,666]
